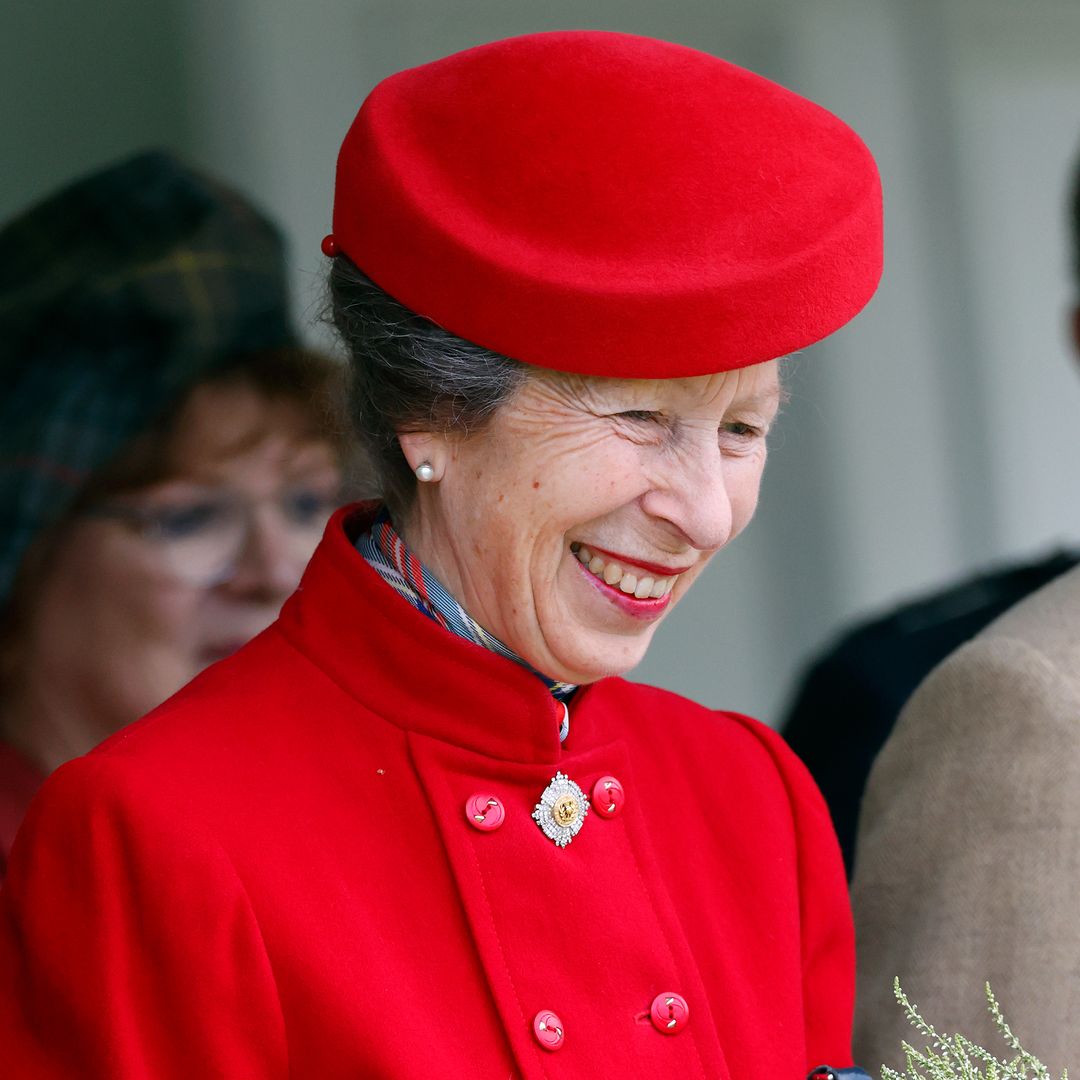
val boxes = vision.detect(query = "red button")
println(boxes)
[532,1010,565,1051]
[465,793,505,831]
[591,775,625,817]
[650,992,689,1035]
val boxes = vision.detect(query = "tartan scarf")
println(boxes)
[357,508,575,741]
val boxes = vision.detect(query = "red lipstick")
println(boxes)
[582,545,693,577]
[576,560,673,619]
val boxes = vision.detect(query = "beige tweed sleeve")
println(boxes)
[851,632,1080,1075]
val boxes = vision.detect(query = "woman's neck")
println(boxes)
[0,678,108,776]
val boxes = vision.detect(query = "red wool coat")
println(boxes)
[0,507,855,1078]
[0,743,43,883]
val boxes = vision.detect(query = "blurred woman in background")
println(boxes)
[0,151,346,873]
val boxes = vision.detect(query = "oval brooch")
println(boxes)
[532,771,589,847]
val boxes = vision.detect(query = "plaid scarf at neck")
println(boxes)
[357,508,575,741]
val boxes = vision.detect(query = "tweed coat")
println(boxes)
[783,551,1078,873]
[852,562,1080,1074]
[1,507,856,1078]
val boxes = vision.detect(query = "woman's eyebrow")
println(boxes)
[730,390,782,411]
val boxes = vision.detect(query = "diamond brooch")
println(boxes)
[532,771,589,847]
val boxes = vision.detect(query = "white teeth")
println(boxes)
[571,542,681,600]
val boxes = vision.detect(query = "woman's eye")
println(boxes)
[615,410,662,423]
[718,421,768,455]
[722,422,758,438]
[610,410,669,443]
[146,502,225,540]
[282,488,339,525]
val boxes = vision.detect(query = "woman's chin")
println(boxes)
[541,626,658,685]
[530,574,668,683]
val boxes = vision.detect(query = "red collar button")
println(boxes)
[591,775,625,817]
[465,793,505,832]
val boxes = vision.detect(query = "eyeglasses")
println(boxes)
[86,484,341,587]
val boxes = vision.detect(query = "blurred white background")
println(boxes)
[5,0,1080,726]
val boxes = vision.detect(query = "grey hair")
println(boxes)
[327,257,528,515]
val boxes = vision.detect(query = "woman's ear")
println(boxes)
[397,432,447,482]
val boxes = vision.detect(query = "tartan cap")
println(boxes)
[0,150,298,605]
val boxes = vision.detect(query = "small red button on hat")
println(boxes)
[465,793,505,832]
[650,992,689,1035]
[591,775,625,817]
[320,233,339,257]
[532,1010,565,1051]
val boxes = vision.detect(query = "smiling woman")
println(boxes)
[1,31,880,1079]
[332,260,781,685]
[394,363,779,683]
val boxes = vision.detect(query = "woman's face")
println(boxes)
[11,380,341,767]
[403,361,781,684]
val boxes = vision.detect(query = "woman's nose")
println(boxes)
[639,451,735,553]
[221,509,306,601]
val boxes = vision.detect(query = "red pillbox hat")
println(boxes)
[328,30,882,378]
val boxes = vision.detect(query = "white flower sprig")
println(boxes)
[883,978,1069,1080]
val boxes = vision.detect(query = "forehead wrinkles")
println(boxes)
[680,363,780,414]
[601,367,779,417]
[502,363,780,424]
[480,376,610,454]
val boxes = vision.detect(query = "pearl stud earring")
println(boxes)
[415,462,436,482]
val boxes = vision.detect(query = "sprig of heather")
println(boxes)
[881,979,1068,1080]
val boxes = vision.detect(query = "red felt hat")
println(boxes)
[327,30,882,378]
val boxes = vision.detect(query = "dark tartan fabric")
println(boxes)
[0,149,298,603]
